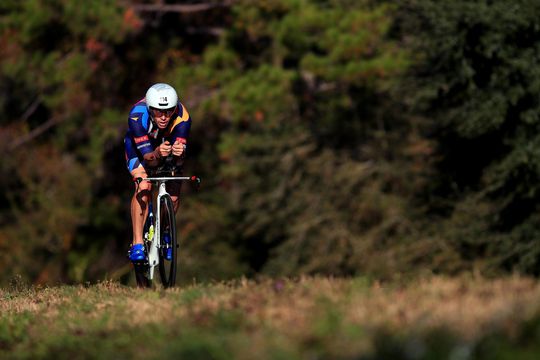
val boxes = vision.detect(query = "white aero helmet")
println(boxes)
[145,83,178,110]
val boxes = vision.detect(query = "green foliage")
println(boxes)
[0,0,139,284]
[2,0,539,284]
[401,0,540,274]
[177,0,414,276]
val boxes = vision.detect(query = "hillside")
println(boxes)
[2,276,540,359]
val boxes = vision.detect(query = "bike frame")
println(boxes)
[140,176,198,280]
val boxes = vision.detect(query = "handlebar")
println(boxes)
[134,176,201,188]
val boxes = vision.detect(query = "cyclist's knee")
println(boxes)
[135,180,152,193]
[131,167,150,191]
[133,180,151,204]
[133,182,151,205]
[135,188,151,199]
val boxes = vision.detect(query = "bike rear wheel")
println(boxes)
[158,194,177,288]
[134,263,150,288]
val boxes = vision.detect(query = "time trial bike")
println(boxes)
[133,172,200,288]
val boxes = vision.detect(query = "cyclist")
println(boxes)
[124,83,191,263]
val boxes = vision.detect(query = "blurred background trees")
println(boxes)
[0,0,539,285]
[401,0,540,275]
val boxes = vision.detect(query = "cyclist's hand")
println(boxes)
[157,141,172,157]
[172,139,186,157]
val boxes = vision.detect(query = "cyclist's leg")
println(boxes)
[166,180,182,213]
[125,134,152,246]
[130,166,151,245]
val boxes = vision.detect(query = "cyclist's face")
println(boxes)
[151,107,176,129]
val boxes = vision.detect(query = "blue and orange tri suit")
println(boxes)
[124,99,192,172]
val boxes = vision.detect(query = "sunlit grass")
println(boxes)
[2,276,540,359]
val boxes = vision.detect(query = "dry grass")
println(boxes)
[2,275,540,359]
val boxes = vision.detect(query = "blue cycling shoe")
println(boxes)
[128,243,147,263]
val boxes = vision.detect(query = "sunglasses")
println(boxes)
[150,106,176,117]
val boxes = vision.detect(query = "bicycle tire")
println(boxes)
[158,194,177,288]
[134,263,150,288]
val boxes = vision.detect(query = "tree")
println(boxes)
[402,0,540,274]
[171,0,417,277]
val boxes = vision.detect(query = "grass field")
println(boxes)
[2,275,540,359]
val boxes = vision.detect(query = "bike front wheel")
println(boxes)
[158,194,177,288]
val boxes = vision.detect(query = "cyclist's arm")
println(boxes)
[169,103,192,166]
[127,111,162,168]
[143,148,161,167]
